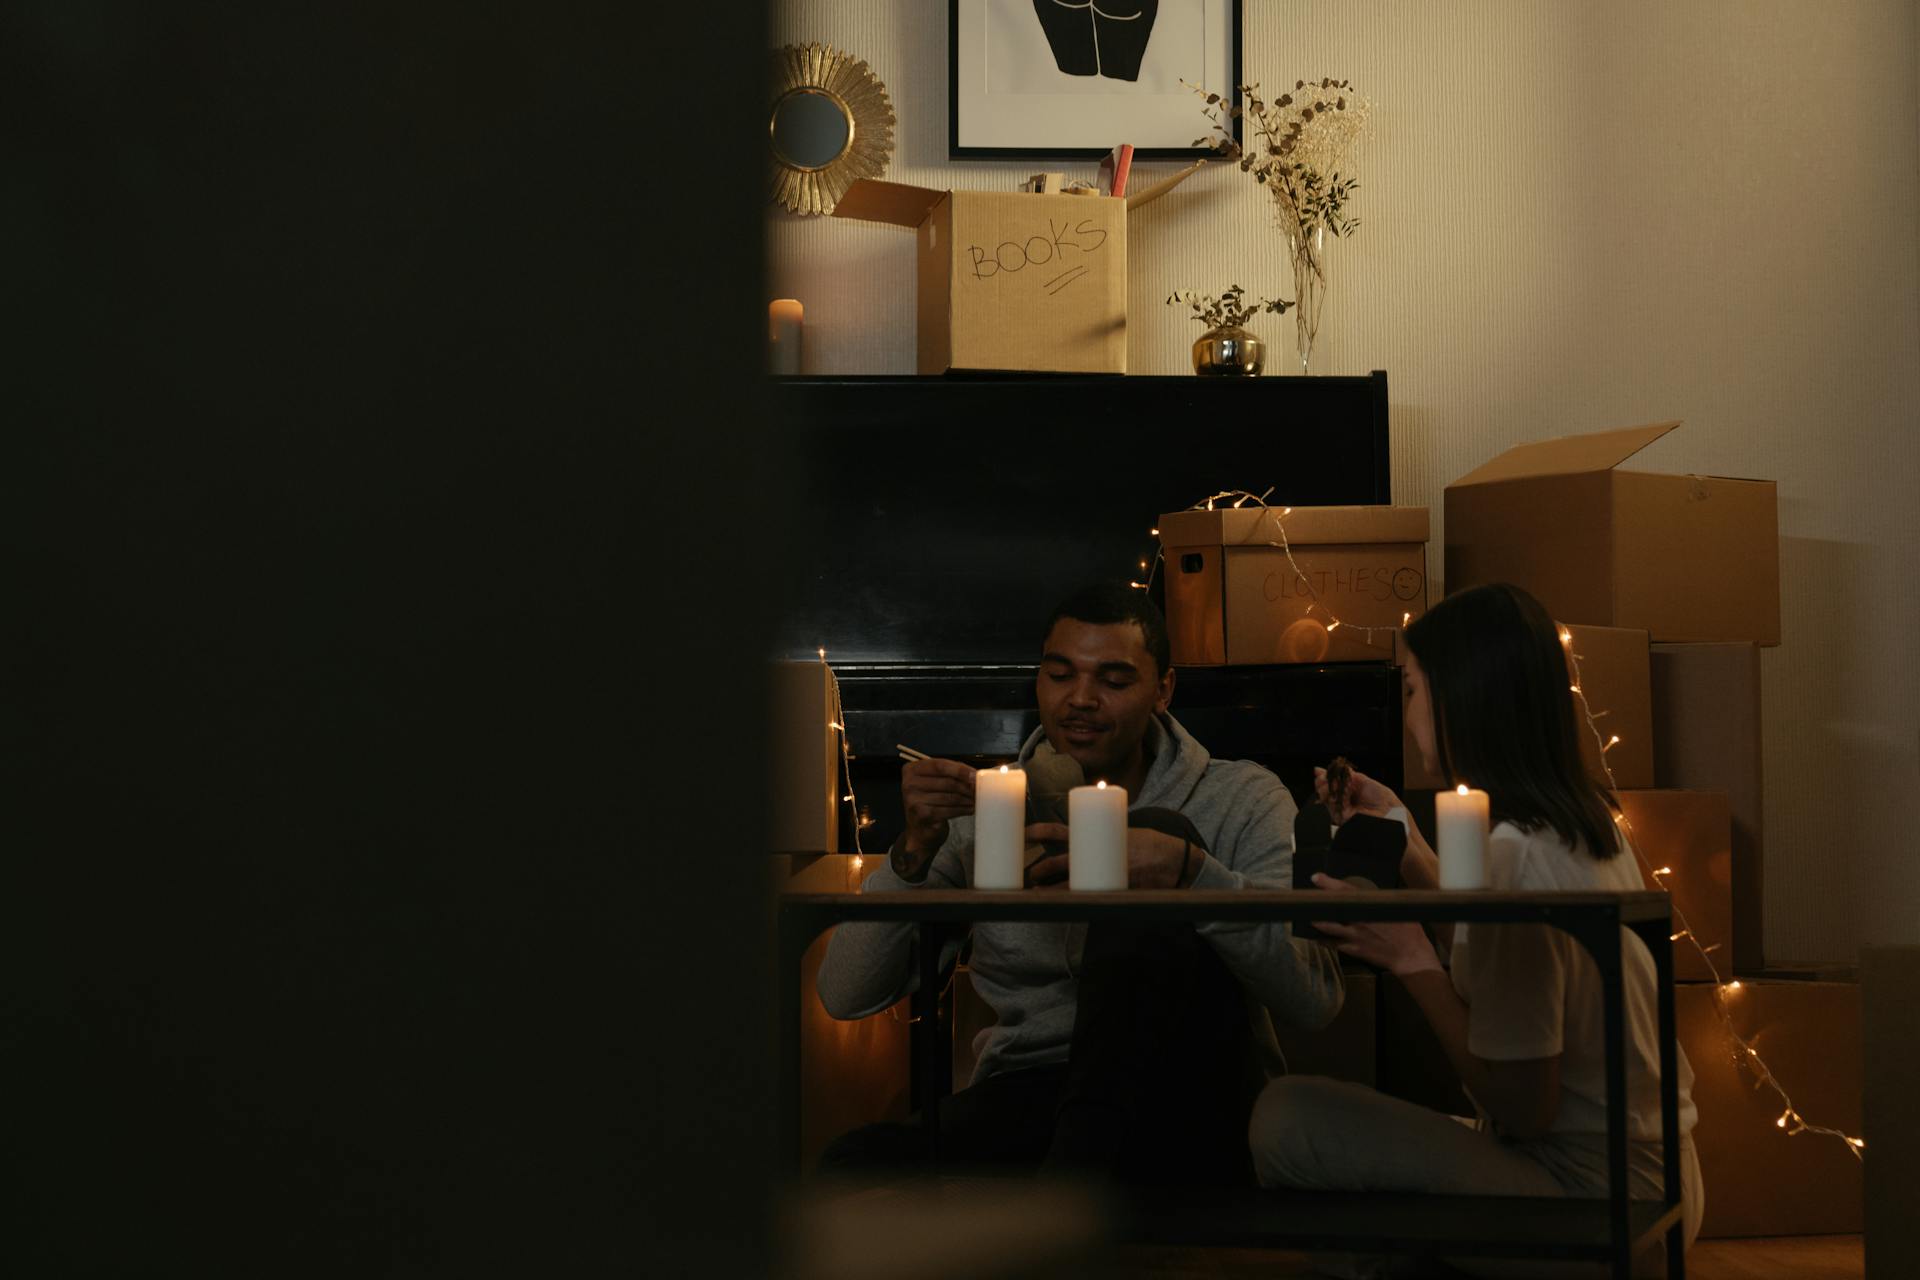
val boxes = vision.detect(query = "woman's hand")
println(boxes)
[1312,764,1401,825]
[1308,872,1441,976]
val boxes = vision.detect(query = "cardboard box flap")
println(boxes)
[832,180,947,228]
[1451,421,1682,487]
[1125,160,1206,211]
[1160,505,1429,548]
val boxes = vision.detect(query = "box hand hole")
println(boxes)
[1181,553,1204,574]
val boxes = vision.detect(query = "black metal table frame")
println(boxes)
[778,888,1684,1279]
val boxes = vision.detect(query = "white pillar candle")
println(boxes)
[972,765,1027,890]
[1068,781,1129,891]
[768,299,803,375]
[1435,784,1491,889]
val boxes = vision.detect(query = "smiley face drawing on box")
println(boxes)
[1031,0,1159,82]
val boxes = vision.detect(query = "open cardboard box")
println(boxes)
[833,164,1202,374]
[1159,505,1429,666]
[1444,422,1780,645]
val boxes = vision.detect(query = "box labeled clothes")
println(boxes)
[1160,505,1429,666]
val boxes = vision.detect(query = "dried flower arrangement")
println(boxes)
[1192,79,1373,372]
[1166,284,1292,332]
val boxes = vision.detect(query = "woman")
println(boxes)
[1251,583,1702,1277]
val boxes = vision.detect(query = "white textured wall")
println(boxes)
[771,1,1920,963]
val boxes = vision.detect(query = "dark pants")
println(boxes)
[818,808,1261,1187]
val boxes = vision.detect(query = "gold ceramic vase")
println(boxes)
[1192,326,1264,376]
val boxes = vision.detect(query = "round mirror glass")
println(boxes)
[771,89,852,171]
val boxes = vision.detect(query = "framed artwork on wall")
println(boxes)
[949,0,1241,160]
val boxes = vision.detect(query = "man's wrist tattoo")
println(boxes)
[890,838,934,883]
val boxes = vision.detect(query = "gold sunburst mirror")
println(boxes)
[769,43,894,216]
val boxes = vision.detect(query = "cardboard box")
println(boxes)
[1399,623,1653,791]
[1651,642,1766,973]
[1444,422,1780,645]
[779,856,914,1168]
[1680,980,1862,1238]
[1863,948,1920,1277]
[1160,505,1429,666]
[1620,789,1732,983]
[770,660,841,854]
[833,165,1199,375]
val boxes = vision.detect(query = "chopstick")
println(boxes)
[896,743,931,763]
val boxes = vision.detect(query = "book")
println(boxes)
[1098,143,1134,198]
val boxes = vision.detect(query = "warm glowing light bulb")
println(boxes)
[1653,866,1672,877]
[842,793,854,802]
[1326,620,1340,632]
[851,855,863,870]
[1559,629,1573,645]
[1849,1137,1865,1149]
[1570,684,1582,694]
[1456,784,1470,796]
[818,647,827,660]
[998,765,1009,774]
[1727,980,1743,991]
[1605,735,1621,749]
[1777,1111,1791,1129]
[1402,612,1412,627]
[1281,507,1292,516]
[1671,929,1690,942]
[1149,527,1159,536]
[828,721,844,732]
[1095,780,1108,790]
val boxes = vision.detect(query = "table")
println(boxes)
[778,888,1686,1279]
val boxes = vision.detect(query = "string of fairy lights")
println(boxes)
[817,647,868,880]
[1567,642,1863,1158]
[806,489,1861,1159]
[1136,487,1862,1160]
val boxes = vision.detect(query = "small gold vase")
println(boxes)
[1191,326,1264,376]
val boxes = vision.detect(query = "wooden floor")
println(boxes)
[1111,1234,1863,1279]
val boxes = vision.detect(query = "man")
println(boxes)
[816,582,1343,1184]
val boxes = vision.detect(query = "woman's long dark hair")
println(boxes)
[1403,583,1621,859]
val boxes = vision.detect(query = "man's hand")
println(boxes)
[894,757,976,879]
[1307,872,1441,976]
[1313,763,1401,825]
[1022,822,1196,890]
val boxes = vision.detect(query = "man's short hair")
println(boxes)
[1043,582,1172,676]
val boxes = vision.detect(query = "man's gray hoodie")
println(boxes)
[816,712,1344,1085]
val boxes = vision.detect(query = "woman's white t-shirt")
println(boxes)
[1449,820,1698,1142]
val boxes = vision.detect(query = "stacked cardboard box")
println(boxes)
[770,660,842,855]
[1680,980,1863,1238]
[1444,422,1868,1237]
[1650,642,1765,973]
[783,854,912,1169]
